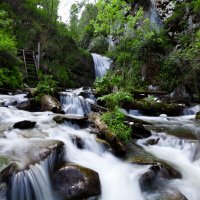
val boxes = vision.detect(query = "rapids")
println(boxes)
[0,55,200,200]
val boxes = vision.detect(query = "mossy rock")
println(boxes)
[52,163,101,200]
[0,156,10,172]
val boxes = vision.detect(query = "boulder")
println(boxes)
[144,138,160,145]
[139,164,181,191]
[52,163,101,200]
[40,95,62,113]
[13,120,36,129]
[131,123,151,139]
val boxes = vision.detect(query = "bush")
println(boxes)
[101,108,131,142]
[0,67,22,89]
[35,74,57,101]
[98,91,133,110]
[94,73,123,94]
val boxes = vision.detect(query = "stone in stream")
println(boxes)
[41,95,62,113]
[131,123,152,139]
[52,163,101,200]
[13,120,36,129]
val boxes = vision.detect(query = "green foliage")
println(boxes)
[101,108,131,142]
[98,91,132,110]
[0,10,16,54]
[0,67,22,89]
[94,73,123,94]
[35,74,57,101]
[92,0,132,37]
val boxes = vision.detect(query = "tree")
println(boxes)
[0,10,16,54]
[92,0,132,39]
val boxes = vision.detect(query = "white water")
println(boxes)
[1,92,200,199]
[60,88,91,116]
[0,94,146,200]
[10,160,54,200]
[92,53,112,78]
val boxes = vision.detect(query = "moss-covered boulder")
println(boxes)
[52,163,101,200]
[122,100,184,116]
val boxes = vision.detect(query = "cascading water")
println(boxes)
[10,161,54,200]
[60,88,92,116]
[91,53,112,78]
[1,90,200,199]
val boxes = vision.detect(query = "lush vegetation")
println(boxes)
[101,108,131,142]
[0,0,95,89]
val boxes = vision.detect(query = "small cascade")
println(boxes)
[183,105,200,115]
[92,53,112,78]
[60,88,91,116]
[9,160,54,200]
[48,123,148,200]
[0,94,28,107]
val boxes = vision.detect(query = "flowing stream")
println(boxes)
[0,54,200,199]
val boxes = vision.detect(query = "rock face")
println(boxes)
[13,120,36,129]
[52,163,101,200]
[72,53,95,88]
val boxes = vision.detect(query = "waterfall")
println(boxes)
[149,0,163,30]
[183,105,200,115]
[92,53,112,78]
[9,153,56,200]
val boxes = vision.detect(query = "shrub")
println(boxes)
[35,74,57,101]
[98,91,133,110]
[101,108,131,142]
[0,67,22,89]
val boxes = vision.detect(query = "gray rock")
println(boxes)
[52,163,101,200]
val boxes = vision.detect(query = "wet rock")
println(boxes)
[0,139,64,171]
[13,120,36,129]
[195,111,200,120]
[131,123,151,139]
[163,189,188,200]
[41,95,62,113]
[16,99,39,112]
[122,100,184,116]
[96,138,112,151]
[53,114,88,128]
[139,164,181,191]
[52,163,101,200]
[71,136,84,149]
[144,138,160,145]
